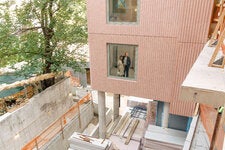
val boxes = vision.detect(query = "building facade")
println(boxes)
[87,0,214,117]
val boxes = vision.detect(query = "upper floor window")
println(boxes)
[108,0,138,23]
[108,43,138,79]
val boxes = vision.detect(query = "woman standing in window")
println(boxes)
[117,55,124,76]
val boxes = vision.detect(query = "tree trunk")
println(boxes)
[40,1,56,90]
[41,77,55,90]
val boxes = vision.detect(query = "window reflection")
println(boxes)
[108,44,137,79]
[108,0,138,22]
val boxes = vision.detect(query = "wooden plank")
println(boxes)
[194,103,199,116]
[116,114,130,136]
[220,0,225,31]
[125,119,139,145]
[78,104,82,128]
[106,116,121,138]
[209,28,225,67]
[113,112,129,134]
[209,9,225,46]
[120,118,133,138]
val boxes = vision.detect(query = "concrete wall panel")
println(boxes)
[0,78,74,150]
[43,101,94,150]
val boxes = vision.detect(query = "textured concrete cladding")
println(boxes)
[87,0,214,116]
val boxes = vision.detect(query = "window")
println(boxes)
[108,0,138,23]
[108,43,137,79]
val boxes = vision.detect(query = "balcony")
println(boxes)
[180,42,225,107]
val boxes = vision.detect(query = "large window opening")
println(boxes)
[108,43,137,79]
[108,0,138,23]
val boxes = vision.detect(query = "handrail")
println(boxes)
[22,93,92,150]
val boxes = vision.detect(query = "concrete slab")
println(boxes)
[144,125,187,146]
[68,132,111,150]
[127,96,153,107]
[180,42,225,107]
[109,135,140,150]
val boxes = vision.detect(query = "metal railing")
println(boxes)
[22,93,92,150]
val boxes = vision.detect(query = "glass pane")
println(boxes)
[108,0,137,22]
[108,44,137,79]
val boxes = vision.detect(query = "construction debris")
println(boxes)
[68,132,112,150]
[0,73,55,92]
[130,106,147,120]
[108,112,145,150]
[125,119,139,145]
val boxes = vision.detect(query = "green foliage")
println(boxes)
[0,0,87,76]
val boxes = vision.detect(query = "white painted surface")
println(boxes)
[127,96,152,103]
[162,102,170,128]
[223,136,225,150]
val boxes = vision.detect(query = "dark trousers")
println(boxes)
[124,65,129,77]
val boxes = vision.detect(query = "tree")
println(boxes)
[0,0,87,89]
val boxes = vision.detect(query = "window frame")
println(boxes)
[107,43,138,80]
[106,0,140,25]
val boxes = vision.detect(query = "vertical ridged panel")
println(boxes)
[178,0,214,43]
[169,43,203,116]
[89,34,177,101]
[87,0,214,116]
[87,0,213,42]
[169,101,196,117]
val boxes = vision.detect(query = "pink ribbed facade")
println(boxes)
[87,0,214,116]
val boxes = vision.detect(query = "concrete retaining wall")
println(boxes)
[42,101,94,150]
[90,107,112,138]
[0,78,74,150]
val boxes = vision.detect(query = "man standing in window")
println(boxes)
[123,52,131,77]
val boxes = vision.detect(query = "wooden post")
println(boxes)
[210,113,221,150]
[60,117,64,139]
[209,9,225,46]
[219,0,225,31]
[78,103,82,129]
[117,114,130,136]
[194,103,199,116]
[35,139,39,150]
[209,28,225,68]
